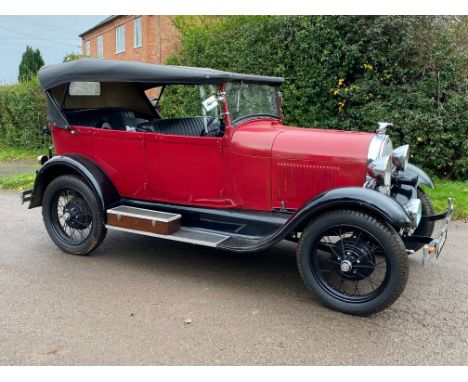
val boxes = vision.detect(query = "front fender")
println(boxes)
[219,187,411,253]
[292,187,412,229]
[29,154,120,218]
[400,163,434,189]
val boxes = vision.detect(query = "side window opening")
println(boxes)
[137,84,225,137]
[62,82,154,132]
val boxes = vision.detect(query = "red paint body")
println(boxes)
[52,117,374,212]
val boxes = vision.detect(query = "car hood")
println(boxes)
[231,120,375,164]
[272,125,375,164]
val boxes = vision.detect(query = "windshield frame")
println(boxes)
[224,81,282,126]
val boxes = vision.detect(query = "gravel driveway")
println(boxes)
[0,189,467,365]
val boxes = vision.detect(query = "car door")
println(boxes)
[145,133,228,207]
[92,128,148,200]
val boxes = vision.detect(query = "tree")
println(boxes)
[18,46,44,83]
[63,52,88,63]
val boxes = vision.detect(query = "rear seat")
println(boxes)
[65,109,143,130]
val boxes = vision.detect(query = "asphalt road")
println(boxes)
[0,189,467,365]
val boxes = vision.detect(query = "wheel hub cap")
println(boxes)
[340,260,352,272]
[332,237,376,280]
[63,211,71,222]
[62,200,90,229]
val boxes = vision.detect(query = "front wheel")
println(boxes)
[42,175,107,255]
[297,210,408,315]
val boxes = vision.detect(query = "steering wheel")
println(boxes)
[200,117,220,136]
[97,119,111,129]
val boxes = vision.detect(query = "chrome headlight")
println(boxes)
[367,155,392,193]
[392,144,410,171]
[368,134,393,161]
[365,123,394,194]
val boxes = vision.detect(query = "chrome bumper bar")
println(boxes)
[422,198,453,266]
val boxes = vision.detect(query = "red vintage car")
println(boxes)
[21,59,452,315]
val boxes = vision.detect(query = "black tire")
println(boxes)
[42,175,107,255]
[297,210,408,315]
[406,188,435,252]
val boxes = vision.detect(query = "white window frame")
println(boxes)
[97,35,103,59]
[133,17,142,48]
[115,25,125,54]
[85,40,91,56]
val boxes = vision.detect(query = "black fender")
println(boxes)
[219,187,411,253]
[29,154,120,221]
[400,163,434,189]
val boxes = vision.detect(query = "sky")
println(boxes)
[0,15,107,84]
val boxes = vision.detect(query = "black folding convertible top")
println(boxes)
[38,58,285,90]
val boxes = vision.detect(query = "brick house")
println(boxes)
[79,15,181,65]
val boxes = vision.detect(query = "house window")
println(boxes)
[85,41,90,56]
[115,25,125,53]
[97,35,103,59]
[133,17,142,48]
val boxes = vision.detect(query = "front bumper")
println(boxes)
[403,198,453,266]
[422,198,453,266]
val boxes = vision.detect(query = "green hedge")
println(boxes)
[169,16,468,180]
[0,77,48,150]
[1,16,466,180]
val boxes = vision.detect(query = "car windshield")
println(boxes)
[225,82,280,123]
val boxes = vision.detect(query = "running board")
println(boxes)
[106,206,230,247]
[105,225,230,247]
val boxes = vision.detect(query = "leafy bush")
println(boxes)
[0,77,48,149]
[169,16,468,179]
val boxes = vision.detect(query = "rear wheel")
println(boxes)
[297,210,408,315]
[42,175,106,255]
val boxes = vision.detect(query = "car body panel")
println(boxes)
[52,124,148,199]
[51,118,376,213]
[145,133,228,206]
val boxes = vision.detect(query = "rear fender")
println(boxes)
[29,154,120,221]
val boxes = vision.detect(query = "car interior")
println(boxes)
[54,82,224,137]
[64,108,223,137]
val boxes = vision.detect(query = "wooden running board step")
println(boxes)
[106,205,230,247]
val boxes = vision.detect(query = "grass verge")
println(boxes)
[0,145,46,162]
[0,173,466,219]
[424,179,467,221]
[0,173,35,191]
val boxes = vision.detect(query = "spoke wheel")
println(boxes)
[297,210,408,315]
[51,188,93,245]
[42,175,107,255]
[313,225,390,303]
